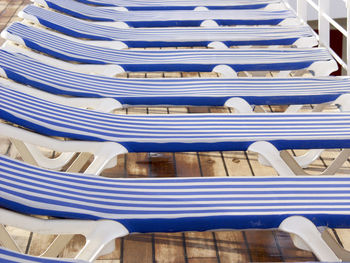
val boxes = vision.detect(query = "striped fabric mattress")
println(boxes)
[4,23,334,73]
[74,0,281,10]
[21,5,316,48]
[2,155,350,233]
[0,49,348,106]
[0,246,84,263]
[34,0,296,26]
[2,85,350,152]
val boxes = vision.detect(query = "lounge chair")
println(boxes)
[0,155,349,262]
[0,49,347,112]
[32,0,300,27]
[0,246,86,262]
[73,0,283,10]
[1,23,337,77]
[19,5,317,49]
[1,82,350,176]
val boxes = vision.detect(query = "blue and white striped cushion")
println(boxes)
[5,23,333,73]
[1,85,350,152]
[0,49,348,106]
[74,0,280,9]
[38,0,295,26]
[2,155,350,233]
[22,5,314,47]
[0,247,84,263]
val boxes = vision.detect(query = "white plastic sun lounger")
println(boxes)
[1,83,350,177]
[73,0,283,10]
[0,49,348,112]
[1,155,350,262]
[0,246,86,263]
[32,0,300,27]
[1,23,337,77]
[19,5,317,49]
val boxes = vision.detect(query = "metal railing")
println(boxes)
[286,0,349,74]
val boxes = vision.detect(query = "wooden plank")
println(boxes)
[4,226,31,253]
[154,233,186,263]
[185,232,217,263]
[274,231,316,261]
[215,231,251,262]
[244,230,283,262]
[123,234,153,263]
[164,72,181,78]
[128,72,146,78]
[182,72,200,78]
[146,72,163,78]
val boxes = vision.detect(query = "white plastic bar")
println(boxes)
[348,0,350,73]
[297,0,308,23]
[289,0,350,74]
[319,0,330,47]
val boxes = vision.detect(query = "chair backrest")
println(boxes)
[73,0,281,9]
[3,23,334,73]
[0,49,348,106]
[33,0,295,25]
[1,83,350,152]
[2,154,350,233]
[21,5,313,45]
[0,246,85,262]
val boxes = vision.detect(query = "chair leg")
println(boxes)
[321,228,350,261]
[212,65,237,77]
[224,97,254,113]
[287,149,324,169]
[247,141,296,176]
[0,224,21,252]
[321,149,350,175]
[279,216,340,262]
[41,234,75,257]
[308,60,338,77]
[76,221,129,262]
[10,138,77,170]
[66,152,92,173]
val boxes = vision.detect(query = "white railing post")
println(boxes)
[347,0,350,74]
[297,0,308,23]
[319,0,330,47]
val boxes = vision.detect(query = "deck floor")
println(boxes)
[1,1,350,262]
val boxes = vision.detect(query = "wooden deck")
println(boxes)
[1,1,350,262]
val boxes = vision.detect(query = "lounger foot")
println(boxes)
[293,37,318,48]
[224,97,253,113]
[264,2,287,11]
[200,20,219,27]
[93,21,130,28]
[248,141,296,176]
[279,216,340,262]
[212,65,237,78]
[335,94,350,111]
[194,6,209,11]
[77,220,129,262]
[308,60,338,76]
[278,18,301,26]
[207,41,228,49]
